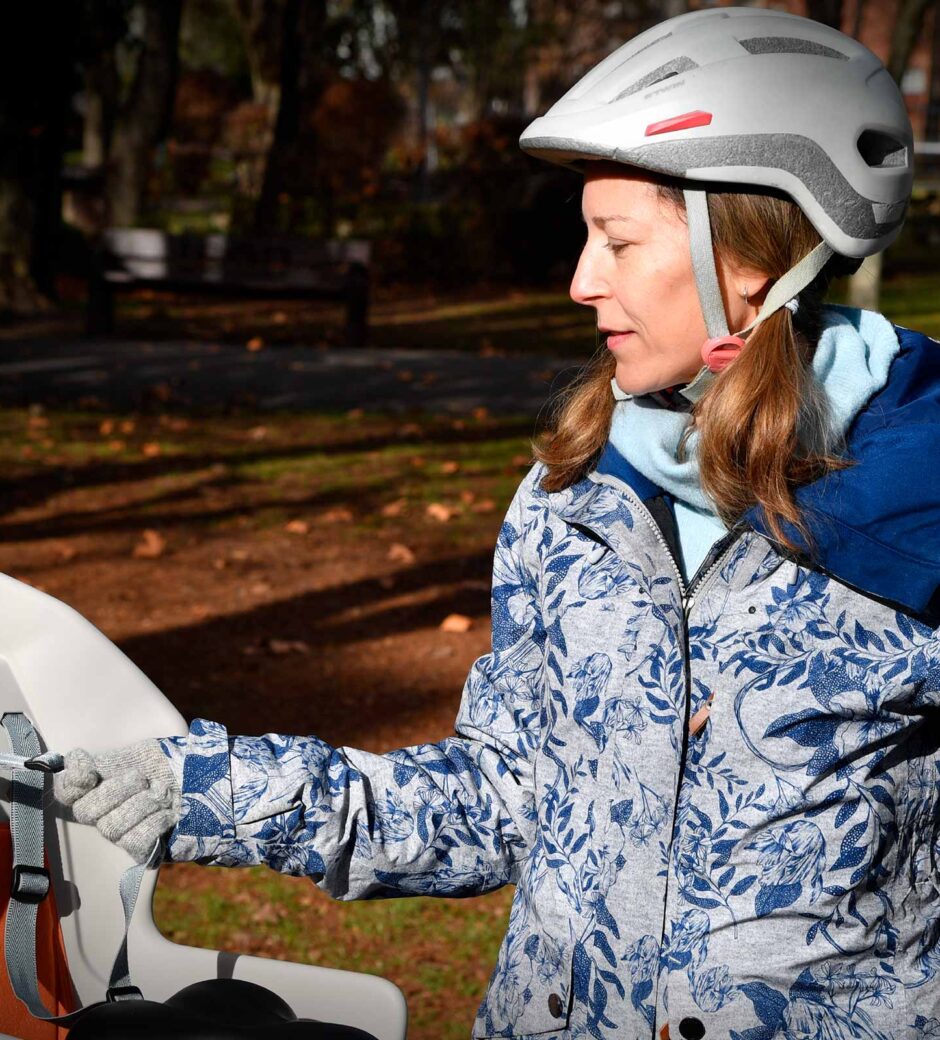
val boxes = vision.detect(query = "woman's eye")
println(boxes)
[604,240,630,256]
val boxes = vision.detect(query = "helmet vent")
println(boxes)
[614,56,698,101]
[857,129,908,168]
[738,36,848,60]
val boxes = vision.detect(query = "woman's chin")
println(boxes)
[614,363,700,398]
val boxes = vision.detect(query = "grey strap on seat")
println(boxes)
[1,711,159,1026]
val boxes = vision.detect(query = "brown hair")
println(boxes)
[532,172,852,556]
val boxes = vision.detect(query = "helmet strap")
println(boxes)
[677,186,835,405]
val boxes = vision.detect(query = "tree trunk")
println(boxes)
[847,0,933,310]
[0,3,80,313]
[253,0,327,231]
[888,0,935,84]
[805,0,844,28]
[83,51,118,169]
[107,0,183,227]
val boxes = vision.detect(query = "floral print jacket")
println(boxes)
[160,325,940,1040]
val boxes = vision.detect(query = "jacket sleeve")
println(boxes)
[157,463,548,899]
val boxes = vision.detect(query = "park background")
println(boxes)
[1,0,939,1037]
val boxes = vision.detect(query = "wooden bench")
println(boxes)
[86,229,371,346]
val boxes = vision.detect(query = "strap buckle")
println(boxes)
[107,985,144,1002]
[10,863,50,904]
[23,752,64,774]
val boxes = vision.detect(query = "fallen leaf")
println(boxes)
[272,311,288,325]
[471,498,497,513]
[459,489,476,504]
[440,460,460,474]
[397,423,422,437]
[54,542,76,562]
[472,406,490,421]
[133,529,166,559]
[409,456,426,468]
[212,558,226,570]
[108,439,126,452]
[99,419,115,436]
[380,499,406,518]
[321,506,354,523]
[229,549,250,562]
[120,420,136,434]
[440,613,473,633]
[250,581,272,595]
[426,502,454,522]
[142,442,161,457]
[268,638,311,655]
[248,425,268,441]
[387,542,416,564]
[160,416,190,432]
[285,519,309,535]
[246,337,265,352]
[191,604,210,620]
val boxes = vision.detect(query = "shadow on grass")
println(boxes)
[94,288,595,356]
[116,546,497,746]
[0,416,538,524]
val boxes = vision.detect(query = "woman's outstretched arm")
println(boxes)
[159,464,547,900]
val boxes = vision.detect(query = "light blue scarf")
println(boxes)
[606,305,902,579]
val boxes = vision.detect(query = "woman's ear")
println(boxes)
[717,257,773,332]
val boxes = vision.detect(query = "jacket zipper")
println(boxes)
[588,473,746,1034]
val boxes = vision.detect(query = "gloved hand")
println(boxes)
[54,740,182,865]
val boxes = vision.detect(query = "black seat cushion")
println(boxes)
[66,978,381,1039]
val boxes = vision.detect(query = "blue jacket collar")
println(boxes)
[586,324,940,621]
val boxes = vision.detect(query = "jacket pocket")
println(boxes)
[471,937,573,1038]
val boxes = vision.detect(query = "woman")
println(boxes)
[57,8,940,1039]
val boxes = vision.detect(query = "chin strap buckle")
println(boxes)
[701,335,746,373]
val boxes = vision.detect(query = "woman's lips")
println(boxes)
[605,331,635,349]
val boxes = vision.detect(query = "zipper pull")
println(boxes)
[682,593,695,617]
[689,693,715,737]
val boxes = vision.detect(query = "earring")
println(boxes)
[740,286,750,305]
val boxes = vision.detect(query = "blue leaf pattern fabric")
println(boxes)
[156,453,940,1039]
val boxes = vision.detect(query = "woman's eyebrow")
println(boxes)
[581,214,637,227]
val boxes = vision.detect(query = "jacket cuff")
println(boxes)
[157,718,234,863]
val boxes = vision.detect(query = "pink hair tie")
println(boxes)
[701,335,745,373]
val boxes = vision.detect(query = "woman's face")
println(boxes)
[570,163,758,397]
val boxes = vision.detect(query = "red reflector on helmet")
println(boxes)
[645,111,713,136]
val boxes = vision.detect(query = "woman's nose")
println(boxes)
[569,243,609,306]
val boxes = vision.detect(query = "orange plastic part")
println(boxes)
[0,822,76,1038]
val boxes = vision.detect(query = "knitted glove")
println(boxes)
[54,740,182,865]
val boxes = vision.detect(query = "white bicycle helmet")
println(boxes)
[519,6,914,398]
